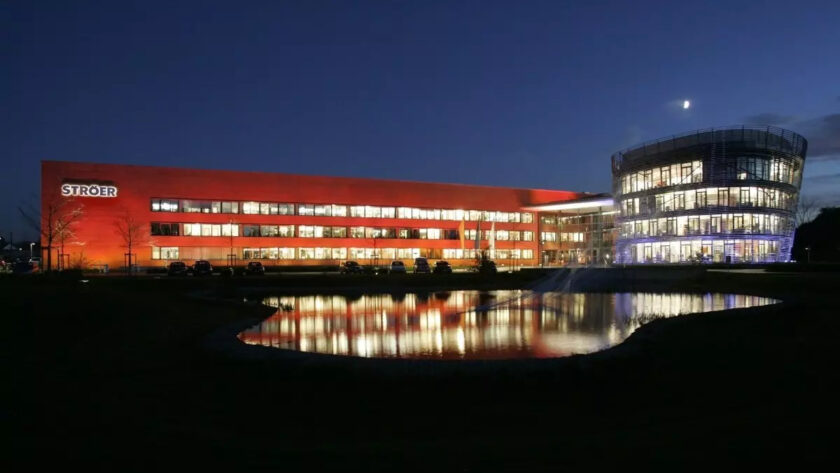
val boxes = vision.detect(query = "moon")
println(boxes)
[683,100,691,109]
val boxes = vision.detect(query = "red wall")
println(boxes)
[41,161,588,269]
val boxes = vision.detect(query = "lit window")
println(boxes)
[278,225,295,237]
[331,205,347,217]
[298,226,315,238]
[243,202,260,214]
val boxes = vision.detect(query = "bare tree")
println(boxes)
[19,197,84,271]
[795,195,821,227]
[114,211,149,274]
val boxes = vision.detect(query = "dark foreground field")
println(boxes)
[6,269,840,470]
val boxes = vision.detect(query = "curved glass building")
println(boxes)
[611,126,806,264]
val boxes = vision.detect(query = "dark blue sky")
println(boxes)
[3,0,839,239]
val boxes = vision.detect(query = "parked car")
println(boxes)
[244,261,265,275]
[340,261,363,274]
[389,261,406,274]
[167,261,188,276]
[433,261,453,274]
[414,257,431,274]
[192,260,213,276]
[12,261,35,274]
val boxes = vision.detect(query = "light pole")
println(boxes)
[29,242,35,261]
[228,219,235,268]
[805,246,811,264]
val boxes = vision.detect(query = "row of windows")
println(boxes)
[540,214,616,226]
[442,249,534,259]
[619,213,789,238]
[619,160,703,194]
[540,232,585,243]
[151,222,534,241]
[561,232,585,242]
[619,186,796,216]
[464,230,533,241]
[734,156,799,184]
[151,198,533,223]
[151,246,534,261]
[625,238,781,264]
[619,156,801,196]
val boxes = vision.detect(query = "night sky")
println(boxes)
[3,0,839,239]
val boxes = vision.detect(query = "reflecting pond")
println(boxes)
[238,291,777,360]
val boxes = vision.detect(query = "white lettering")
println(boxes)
[61,183,118,198]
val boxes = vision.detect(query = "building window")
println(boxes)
[381,207,396,219]
[242,202,260,214]
[261,225,279,237]
[243,225,261,237]
[331,205,347,217]
[298,225,325,238]
[221,224,238,237]
[324,226,346,238]
[151,222,180,236]
[151,199,179,212]
[152,246,179,260]
[350,206,365,217]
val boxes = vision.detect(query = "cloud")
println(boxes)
[799,113,840,161]
[804,172,840,183]
[743,109,840,162]
[742,113,797,125]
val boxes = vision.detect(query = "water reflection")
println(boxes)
[238,291,776,360]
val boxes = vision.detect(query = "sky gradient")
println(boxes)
[3,0,839,239]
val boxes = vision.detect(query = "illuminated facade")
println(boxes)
[41,161,607,270]
[611,126,806,263]
[525,195,616,265]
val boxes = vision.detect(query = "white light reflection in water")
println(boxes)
[238,291,777,360]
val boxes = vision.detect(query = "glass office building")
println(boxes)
[611,126,806,264]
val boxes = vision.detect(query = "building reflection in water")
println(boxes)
[238,291,776,360]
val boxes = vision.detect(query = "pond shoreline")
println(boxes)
[201,274,784,374]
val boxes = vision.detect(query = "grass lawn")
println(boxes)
[6,270,840,470]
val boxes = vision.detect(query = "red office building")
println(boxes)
[41,161,612,271]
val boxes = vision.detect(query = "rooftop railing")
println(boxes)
[612,125,807,170]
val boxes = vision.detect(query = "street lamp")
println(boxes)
[29,242,35,260]
[805,246,811,264]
